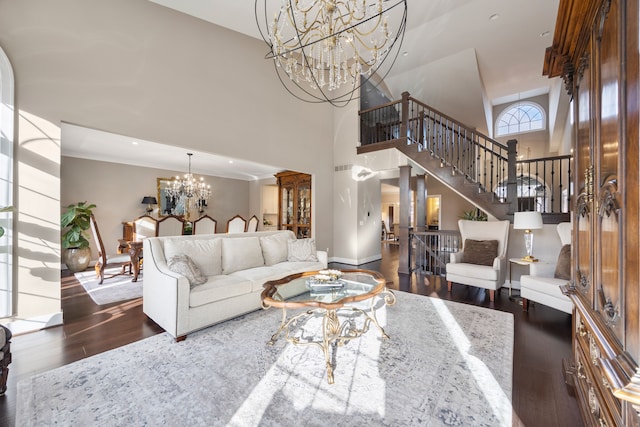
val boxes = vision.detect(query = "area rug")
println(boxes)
[74,267,142,305]
[16,291,514,426]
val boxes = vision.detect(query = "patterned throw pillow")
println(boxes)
[554,244,571,280]
[461,239,499,266]
[167,254,207,288]
[287,238,318,262]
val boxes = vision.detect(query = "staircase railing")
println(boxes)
[409,230,461,276]
[359,91,572,216]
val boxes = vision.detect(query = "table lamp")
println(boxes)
[513,211,543,262]
[141,196,157,215]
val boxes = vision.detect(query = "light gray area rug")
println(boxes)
[74,267,142,305]
[17,291,514,426]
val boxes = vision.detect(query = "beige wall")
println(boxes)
[61,156,251,258]
[0,0,334,332]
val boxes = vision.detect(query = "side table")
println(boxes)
[508,258,536,297]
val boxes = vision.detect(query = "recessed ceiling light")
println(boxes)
[540,30,550,37]
[402,51,409,57]
[489,13,499,21]
[228,160,233,164]
[131,141,139,145]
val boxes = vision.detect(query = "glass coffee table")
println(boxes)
[261,269,396,384]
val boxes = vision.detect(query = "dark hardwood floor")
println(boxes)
[0,243,582,426]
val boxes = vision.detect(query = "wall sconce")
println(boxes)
[141,196,157,215]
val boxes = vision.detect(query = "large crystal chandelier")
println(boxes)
[256,0,407,106]
[167,153,211,209]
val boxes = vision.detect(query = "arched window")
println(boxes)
[0,45,15,317]
[495,102,546,137]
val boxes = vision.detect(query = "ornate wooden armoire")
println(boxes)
[544,0,640,425]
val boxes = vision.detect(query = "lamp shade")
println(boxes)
[141,196,157,205]
[513,211,543,230]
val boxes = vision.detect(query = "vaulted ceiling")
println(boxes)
[63,1,567,179]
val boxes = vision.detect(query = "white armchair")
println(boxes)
[446,219,510,302]
[520,222,573,314]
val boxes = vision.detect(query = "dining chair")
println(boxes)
[133,215,158,241]
[226,214,247,233]
[193,214,217,235]
[157,215,186,236]
[246,215,259,232]
[89,214,132,284]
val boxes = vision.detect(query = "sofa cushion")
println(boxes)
[446,262,498,281]
[461,239,498,266]
[260,233,291,266]
[279,260,325,274]
[554,244,571,280]
[189,275,252,308]
[287,238,318,262]
[167,254,207,288]
[221,236,265,274]
[163,238,222,276]
[230,264,295,292]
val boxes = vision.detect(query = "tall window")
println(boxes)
[0,45,15,317]
[495,102,546,137]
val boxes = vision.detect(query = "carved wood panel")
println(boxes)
[548,0,640,424]
[575,54,593,300]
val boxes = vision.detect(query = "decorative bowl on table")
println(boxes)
[306,270,344,291]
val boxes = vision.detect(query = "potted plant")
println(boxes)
[0,206,12,239]
[460,207,488,221]
[61,201,96,272]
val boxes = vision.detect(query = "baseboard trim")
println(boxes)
[3,311,63,336]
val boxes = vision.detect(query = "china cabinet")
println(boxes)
[275,171,311,238]
[544,0,640,425]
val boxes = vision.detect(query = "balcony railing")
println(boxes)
[359,92,572,216]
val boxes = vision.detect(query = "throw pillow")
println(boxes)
[163,238,222,276]
[287,238,318,262]
[260,233,290,266]
[554,244,571,280]
[221,237,265,274]
[462,239,499,266]
[167,254,207,288]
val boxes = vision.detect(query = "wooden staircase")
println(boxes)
[358,92,571,223]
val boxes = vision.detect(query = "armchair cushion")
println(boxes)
[554,244,571,280]
[461,239,498,266]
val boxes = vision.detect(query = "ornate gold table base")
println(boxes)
[267,290,396,384]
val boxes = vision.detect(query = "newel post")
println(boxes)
[506,139,518,214]
[400,91,410,142]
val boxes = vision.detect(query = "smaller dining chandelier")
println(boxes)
[167,153,211,205]
[256,0,407,106]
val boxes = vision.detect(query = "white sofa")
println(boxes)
[520,222,573,314]
[143,230,327,340]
